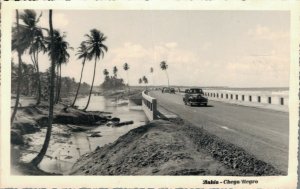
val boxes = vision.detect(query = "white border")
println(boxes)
[1,1,299,188]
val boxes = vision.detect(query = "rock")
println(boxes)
[152,168,159,173]
[112,121,134,127]
[110,117,120,123]
[11,129,24,145]
[12,118,40,134]
[36,116,49,127]
[95,146,101,151]
[90,133,102,137]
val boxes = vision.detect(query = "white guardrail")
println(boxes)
[203,89,288,106]
[142,91,157,121]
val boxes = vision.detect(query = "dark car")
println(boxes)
[183,88,208,106]
[162,87,175,94]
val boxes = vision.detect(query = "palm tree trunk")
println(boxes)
[35,51,41,105]
[83,58,97,111]
[11,10,23,124]
[166,70,170,88]
[126,71,130,94]
[57,64,62,102]
[71,58,86,107]
[55,65,59,103]
[31,10,55,166]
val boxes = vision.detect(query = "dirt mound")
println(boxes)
[71,120,238,175]
[71,119,282,176]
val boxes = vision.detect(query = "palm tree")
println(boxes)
[12,9,46,105]
[11,10,24,124]
[31,9,55,166]
[160,61,169,88]
[113,66,118,78]
[103,69,109,80]
[83,29,108,111]
[142,76,148,90]
[123,63,130,93]
[138,78,143,86]
[47,30,71,103]
[71,42,88,107]
[150,67,154,86]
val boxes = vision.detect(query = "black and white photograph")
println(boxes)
[1,1,299,188]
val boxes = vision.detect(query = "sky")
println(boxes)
[12,10,290,87]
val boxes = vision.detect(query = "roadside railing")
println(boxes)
[203,90,288,106]
[142,90,157,120]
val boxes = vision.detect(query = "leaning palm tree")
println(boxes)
[71,42,88,107]
[160,61,169,88]
[83,29,108,111]
[11,10,24,124]
[123,63,130,93]
[12,9,46,105]
[31,9,55,166]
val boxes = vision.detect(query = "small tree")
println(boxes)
[142,76,148,90]
[160,61,169,88]
[150,67,154,86]
[123,63,130,93]
[113,66,118,78]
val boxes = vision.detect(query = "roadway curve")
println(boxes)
[150,91,289,173]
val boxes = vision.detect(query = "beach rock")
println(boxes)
[11,129,24,145]
[112,121,134,127]
[36,116,49,127]
[90,133,102,137]
[12,118,40,134]
[110,117,120,123]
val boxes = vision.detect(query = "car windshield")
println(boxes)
[189,89,203,94]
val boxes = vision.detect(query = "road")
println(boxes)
[150,91,289,173]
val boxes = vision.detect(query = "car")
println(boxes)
[183,88,208,106]
[162,87,175,94]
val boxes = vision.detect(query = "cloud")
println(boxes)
[247,25,289,41]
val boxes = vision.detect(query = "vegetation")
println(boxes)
[71,42,88,107]
[160,61,169,88]
[11,10,23,124]
[101,68,125,89]
[30,9,55,166]
[123,63,130,93]
[12,10,46,105]
[82,29,108,111]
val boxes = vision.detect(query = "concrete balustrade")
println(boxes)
[142,91,158,120]
[203,89,288,108]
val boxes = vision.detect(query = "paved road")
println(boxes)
[150,91,289,173]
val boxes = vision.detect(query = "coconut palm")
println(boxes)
[123,63,130,93]
[31,9,55,166]
[12,9,46,105]
[138,78,142,85]
[71,42,88,107]
[11,10,24,124]
[103,69,109,80]
[82,29,108,111]
[160,61,169,88]
[113,66,118,78]
[150,67,154,85]
[46,30,71,103]
[142,75,148,90]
